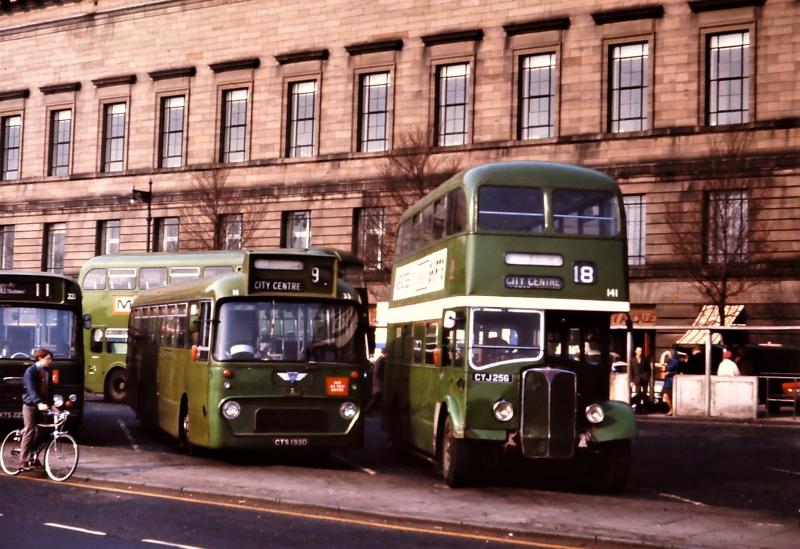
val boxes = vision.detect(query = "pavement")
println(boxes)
[60,409,800,549]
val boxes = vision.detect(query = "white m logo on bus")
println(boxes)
[113,296,135,314]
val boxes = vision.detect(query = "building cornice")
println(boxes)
[421,29,484,46]
[92,74,136,88]
[209,57,261,72]
[345,39,403,56]
[148,66,197,81]
[40,82,81,95]
[688,0,766,13]
[275,49,329,65]
[591,5,665,25]
[0,88,30,101]
[503,17,570,36]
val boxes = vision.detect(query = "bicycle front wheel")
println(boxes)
[44,434,78,482]
[0,430,22,476]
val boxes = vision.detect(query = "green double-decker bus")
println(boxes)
[382,161,636,490]
[0,272,85,426]
[79,252,247,402]
[126,249,372,451]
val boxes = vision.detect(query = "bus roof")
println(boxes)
[78,248,363,279]
[398,161,619,225]
[0,270,79,286]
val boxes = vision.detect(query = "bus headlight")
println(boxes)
[585,403,604,424]
[492,400,514,422]
[339,401,358,420]
[221,400,241,420]
[53,394,64,408]
[68,394,78,402]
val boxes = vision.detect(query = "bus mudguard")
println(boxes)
[588,400,637,443]
[442,394,466,438]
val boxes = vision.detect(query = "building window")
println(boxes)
[44,222,66,274]
[154,217,179,252]
[96,220,121,255]
[102,103,126,172]
[49,109,72,176]
[435,63,470,146]
[160,96,185,168]
[623,195,646,266]
[353,208,385,270]
[1,115,22,181]
[220,89,247,163]
[358,72,390,152]
[281,210,311,248]
[519,53,555,139]
[220,213,242,250]
[706,190,748,263]
[0,225,13,270]
[707,32,749,126]
[609,43,648,133]
[287,81,317,158]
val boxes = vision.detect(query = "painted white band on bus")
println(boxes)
[387,295,630,324]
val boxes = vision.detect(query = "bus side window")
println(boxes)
[447,189,467,235]
[424,322,438,365]
[412,323,425,363]
[176,303,188,348]
[401,324,412,362]
[82,268,106,290]
[432,197,447,240]
[90,328,103,353]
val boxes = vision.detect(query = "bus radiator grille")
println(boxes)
[254,409,327,433]
[520,368,577,459]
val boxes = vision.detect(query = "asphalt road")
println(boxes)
[1,475,557,549]
[75,397,800,517]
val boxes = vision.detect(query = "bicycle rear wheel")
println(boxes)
[44,434,78,481]
[0,430,22,476]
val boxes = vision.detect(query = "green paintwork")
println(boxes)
[126,250,371,451]
[589,400,638,443]
[384,161,633,465]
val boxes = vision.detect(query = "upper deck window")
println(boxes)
[478,186,545,233]
[82,268,106,290]
[108,268,136,290]
[552,190,617,236]
[139,267,167,290]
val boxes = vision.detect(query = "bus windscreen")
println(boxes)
[0,306,78,360]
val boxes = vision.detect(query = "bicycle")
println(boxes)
[0,402,79,482]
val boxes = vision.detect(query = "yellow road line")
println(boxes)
[9,475,582,549]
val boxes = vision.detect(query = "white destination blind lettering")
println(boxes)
[505,275,563,290]
[253,280,304,292]
[393,248,448,301]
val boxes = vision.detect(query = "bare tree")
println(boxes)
[666,132,771,325]
[178,168,263,251]
[370,128,461,268]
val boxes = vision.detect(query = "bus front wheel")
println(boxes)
[439,416,471,488]
[178,399,194,455]
[589,440,631,494]
[104,369,128,404]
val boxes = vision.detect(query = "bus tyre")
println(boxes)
[178,401,194,456]
[439,416,471,488]
[590,440,631,494]
[104,369,128,404]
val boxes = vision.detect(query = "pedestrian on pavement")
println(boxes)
[365,347,387,413]
[717,349,741,376]
[630,346,651,397]
[19,348,54,471]
[662,348,681,416]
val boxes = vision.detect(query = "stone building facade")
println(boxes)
[1,0,798,352]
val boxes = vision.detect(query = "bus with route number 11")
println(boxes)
[0,272,85,427]
[126,249,372,451]
[382,161,637,490]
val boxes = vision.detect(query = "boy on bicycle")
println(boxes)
[19,348,53,472]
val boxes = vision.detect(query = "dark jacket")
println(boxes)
[21,363,51,408]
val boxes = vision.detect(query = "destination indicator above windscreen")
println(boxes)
[247,254,335,295]
[504,275,563,290]
[0,279,59,302]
